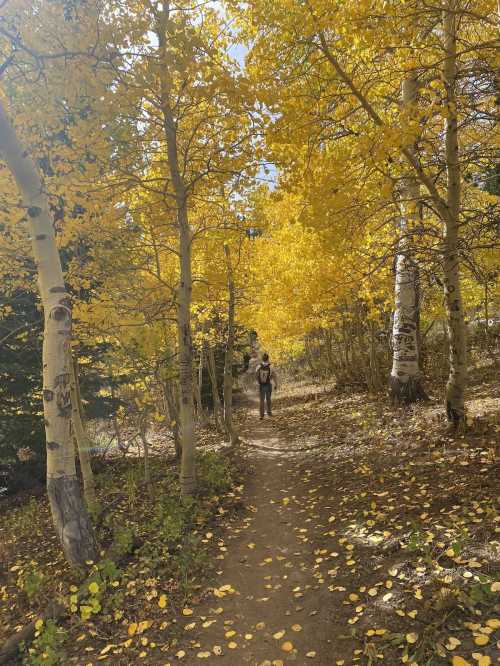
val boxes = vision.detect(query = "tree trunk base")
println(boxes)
[389,375,428,405]
[446,401,465,429]
[47,475,98,567]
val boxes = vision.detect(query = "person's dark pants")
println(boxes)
[259,384,272,417]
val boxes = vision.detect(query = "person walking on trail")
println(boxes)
[255,353,278,419]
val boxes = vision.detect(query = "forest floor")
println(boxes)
[154,366,499,666]
[1,362,499,666]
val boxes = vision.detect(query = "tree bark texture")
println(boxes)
[0,99,97,566]
[207,344,224,431]
[163,380,181,459]
[442,0,467,425]
[69,355,97,509]
[389,76,427,403]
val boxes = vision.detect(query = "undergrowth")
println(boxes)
[0,450,236,664]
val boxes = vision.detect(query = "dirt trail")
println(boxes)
[160,392,356,665]
[156,382,499,666]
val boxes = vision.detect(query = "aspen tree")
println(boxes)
[441,0,467,425]
[206,343,224,431]
[155,3,196,495]
[0,100,97,566]
[389,76,427,403]
[223,243,238,443]
[307,3,470,424]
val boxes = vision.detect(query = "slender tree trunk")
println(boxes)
[157,8,196,495]
[443,0,467,426]
[138,418,151,492]
[163,380,181,459]
[69,355,97,510]
[484,282,490,349]
[389,76,427,403]
[193,357,208,427]
[0,100,97,566]
[207,345,224,431]
[223,244,238,444]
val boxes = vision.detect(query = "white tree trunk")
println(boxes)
[69,355,97,509]
[0,100,97,566]
[389,76,427,403]
[223,244,238,444]
[442,0,467,425]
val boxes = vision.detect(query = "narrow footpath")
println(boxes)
[160,392,358,665]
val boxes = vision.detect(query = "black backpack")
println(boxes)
[258,363,271,385]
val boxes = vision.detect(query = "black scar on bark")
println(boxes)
[50,286,66,293]
[54,373,70,387]
[47,441,60,450]
[43,389,54,401]
[27,206,42,218]
[35,234,47,240]
[46,476,97,567]
[389,375,428,405]
[52,307,68,321]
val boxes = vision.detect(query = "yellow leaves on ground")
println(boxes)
[213,584,236,598]
[158,594,168,608]
[88,581,99,594]
[127,620,152,637]
[473,635,489,646]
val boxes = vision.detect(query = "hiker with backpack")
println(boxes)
[255,353,278,419]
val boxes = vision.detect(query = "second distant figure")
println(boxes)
[255,352,278,419]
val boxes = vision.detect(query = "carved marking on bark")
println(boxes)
[43,389,54,401]
[49,286,66,294]
[47,441,60,450]
[27,206,42,218]
[55,373,71,417]
[52,307,69,321]
[35,234,47,240]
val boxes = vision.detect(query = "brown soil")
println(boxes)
[151,384,499,666]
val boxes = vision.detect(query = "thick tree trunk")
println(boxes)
[223,244,238,444]
[389,76,427,403]
[443,0,467,426]
[0,100,97,566]
[69,355,97,510]
[157,7,196,495]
